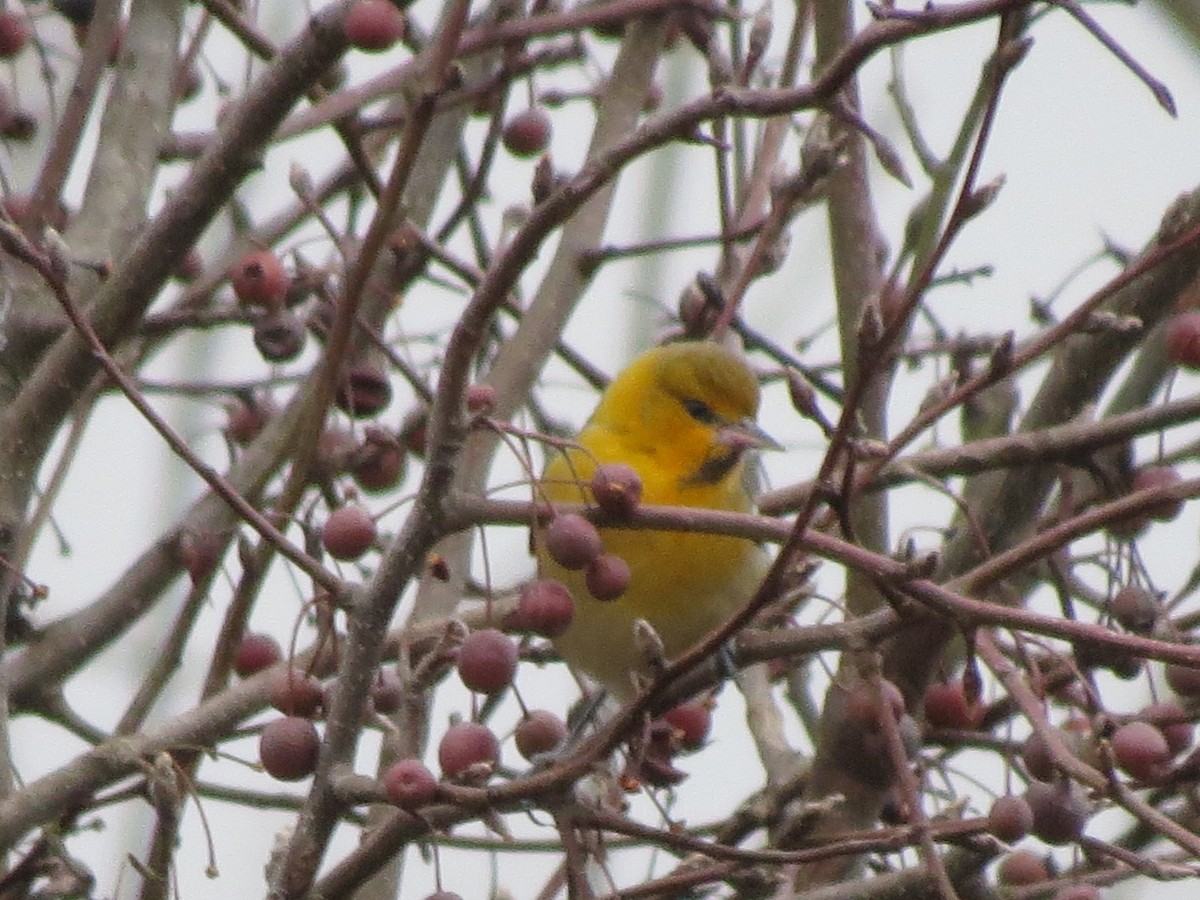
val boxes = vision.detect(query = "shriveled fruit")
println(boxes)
[260,716,320,781]
[1025,779,1089,845]
[322,505,377,561]
[253,310,306,363]
[456,628,518,695]
[663,700,712,751]
[335,362,393,418]
[438,722,499,779]
[350,427,406,492]
[371,668,404,714]
[382,758,438,808]
[544,513,602,570]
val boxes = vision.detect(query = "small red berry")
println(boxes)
[345,0,406,53]
[584,553,631,601]
[321,505,377,561]
[0,11,31,58]
[456,628,518,695]
[513,579,575,637]
[231,249,289,308]
[502,108,551,158]
[922,679,984,730]
[1166,311,1200,369]
[514,710,568,760]
[234,633,282,677]
[544,513,602,570]
[438,722,499,779]
[259,716,320,781]
[1111,720,1172,783]
[988,794,1033,843]
[349,427,406,493]
[382,758,438,808]
[1141,700,1194,755]
[590,463,643,518]
[371,667,404,714]
[269,668,324,718]
[663,700,712,751]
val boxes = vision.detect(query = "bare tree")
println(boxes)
[2,1,1200,898]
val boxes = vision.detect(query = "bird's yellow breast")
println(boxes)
[536,342,770,697]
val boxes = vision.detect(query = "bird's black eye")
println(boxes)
[682,398,717,423]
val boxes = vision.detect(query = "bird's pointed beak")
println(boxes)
[718,417,782,452]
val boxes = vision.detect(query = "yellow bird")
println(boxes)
[538,340,776,699]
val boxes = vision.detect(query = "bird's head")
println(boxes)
[588,341,777,490]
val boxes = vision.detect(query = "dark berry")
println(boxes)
[1166,662,1200,697]
[253,310,306,363]
[335,362,393,418]
[371,667,404,714]
[1025,779,1089,845]
[224,395,274,445]
[456,628,518,695]
[321,505,377,561]
[52,0,95,26]
[1111,584,1159,633]
[349,427,406,493]
[1141,700,1193,755]
[502,108,551,158]
[259,716,320,781]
